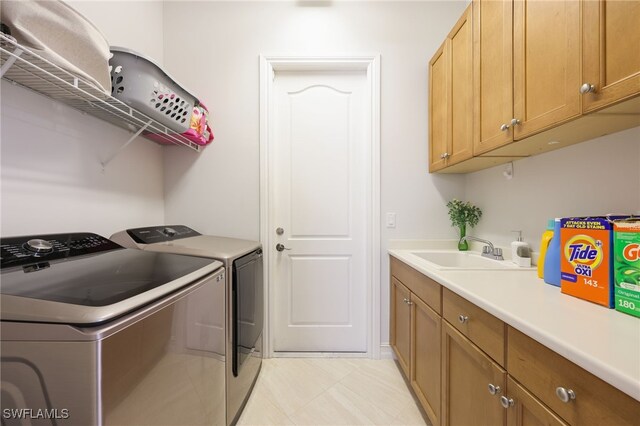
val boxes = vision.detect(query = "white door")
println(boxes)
[270,70,370,352]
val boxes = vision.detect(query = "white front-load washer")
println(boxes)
[111,225,263,426]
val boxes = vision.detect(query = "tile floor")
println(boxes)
[237,358,429,426]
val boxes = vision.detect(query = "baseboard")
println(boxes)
[379,343,394,359]
[271,352,369,358]
[268,345,394,359]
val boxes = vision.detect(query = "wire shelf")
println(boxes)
[0,33,201,153]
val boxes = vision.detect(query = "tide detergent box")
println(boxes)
[560,217,622,308]
[613,220,640,318]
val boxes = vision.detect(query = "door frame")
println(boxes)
[259,55,381,358]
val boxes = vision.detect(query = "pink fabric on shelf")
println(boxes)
[144,102,214,146]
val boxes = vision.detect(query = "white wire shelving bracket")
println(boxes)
[0,33,201,167]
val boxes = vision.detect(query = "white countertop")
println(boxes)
[388,243,640,402]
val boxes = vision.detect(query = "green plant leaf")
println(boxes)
[446,199,482,229]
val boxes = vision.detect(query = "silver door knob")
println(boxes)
[458,314,469,324]
[555,387,576,403]
[580,83,596,94]
[500,396,515,408]
[275,243,291,252]
[276,227,284,235]
[488,383,501,395]
[510,118,521,126]
[500,123,510,131]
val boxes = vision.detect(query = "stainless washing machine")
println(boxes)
[111,226,263,425]
[0,232,226,425]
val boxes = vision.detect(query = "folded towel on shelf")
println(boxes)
[0,0,112,95]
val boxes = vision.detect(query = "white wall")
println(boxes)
[161,1,468,346]
[68,0,164,66]
[1,1,166,237]
[464,126,640,253]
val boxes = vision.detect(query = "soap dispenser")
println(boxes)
[511,231,531,267]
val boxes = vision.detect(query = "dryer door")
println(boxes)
[232,249,263,376]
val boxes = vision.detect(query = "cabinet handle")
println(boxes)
[510,118,520,127]
[458,314,469,324]
[500,396,515,408]
[403,298,413,305]
[555,387,576,403]
[488,383,501,396]
[440,152,450,160]
[500,123,510,132]
[580,83,597,94]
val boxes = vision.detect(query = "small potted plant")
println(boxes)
[446,199,482,251]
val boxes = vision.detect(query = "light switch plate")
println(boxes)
[386,212,396,228]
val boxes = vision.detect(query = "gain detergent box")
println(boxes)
[560,217,622,308]
[613,220,640,318]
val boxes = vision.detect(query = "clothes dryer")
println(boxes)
[111,226,263,425]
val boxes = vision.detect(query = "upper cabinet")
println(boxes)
[582,0,640,113]
[429,5,473,172]
[473,0,513,155]
[474,0,582,154]
[512,0,582,139]
[430,0,640,174]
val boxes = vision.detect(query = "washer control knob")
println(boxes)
[163,227,177,237]
[24,239,54,254]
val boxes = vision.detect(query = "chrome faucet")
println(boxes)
[460,235,504,260]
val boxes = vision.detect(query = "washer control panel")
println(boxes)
[126,225,201,244]
[1,233,121,269]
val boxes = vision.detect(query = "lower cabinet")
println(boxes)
[390,277,411,376]
[390,256,640,426]
[504,376,568,426]
[390,259,442,425]
[441,321,506,426]
[411,294,441,424]
[507,327,640,425]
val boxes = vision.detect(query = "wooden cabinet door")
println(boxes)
[441,321,506,426]
[411,294,441,426]
[513,0,581,139]
[448,5,474,166]
[390,277,411,376]
[505,377,568,426]
[429,40,451,172]
[582,0,640,112]
[473,0,514,155]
